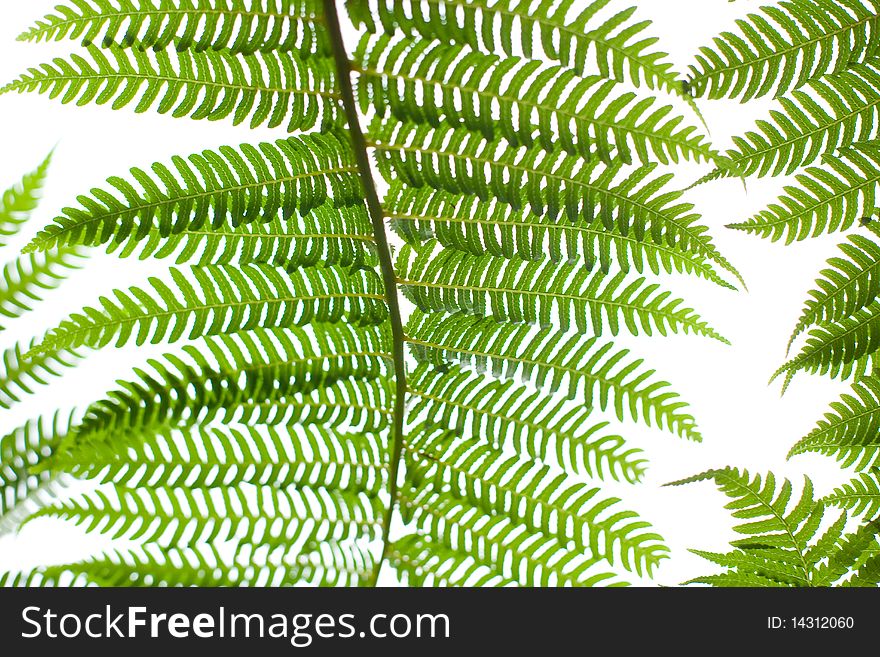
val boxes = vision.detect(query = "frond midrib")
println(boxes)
[4,69,343,101]
[321,0,408,588]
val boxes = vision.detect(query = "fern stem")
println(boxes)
[322,0,407,588]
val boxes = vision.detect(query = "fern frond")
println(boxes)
[688,0,880,102]
[788,375,880,468]
[1,45,339,131]
[824,471,880,518]
[352,0,685,95]
[48,322,390,440]
[820,518,880,586]
[774,298,880,387]
[788,230,880,349]
[30,264,387,354]
[402,428,667,576]
[1,414,72,533]
[668,469,820,553]
[64,325,392,438]
[0,566,92,587]
[25,135,360,253]
[0,341,85,410]
[0,249,85,325]
[20,0,328,57]
[668,468,839,586]
[0,150,52,247]
[387,184,736,289]
[89,375,393,441]
[727,145,880,243]
[406,310,700,441]
[53,424,387,494]
[390,533,513,586]
[0,548,327,588]
[407,367,646,482]
[396,243,727,342]
[356,34,715,165]
[105,201,377,269]
[687,549,812,586]
[54,545,239,587]
[26,484,384,548]
[372,120,742,285]
[705,61,880,180]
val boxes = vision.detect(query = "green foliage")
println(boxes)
[406,309,700,440]
[2,0,736,588]
[1,45,339,132]
[0,157,88,384]
[18,0,327,56]
[351,0,685,95]
[0,151,53,247]
[407,364,646,482]
[688,0,880,102]
[0,342,84,411]
[0,250,84,327]
[686,0,880,587]
[1,415,72,534]
[669,468,880,587]
[398,242,726,341]
[702,62,880,183]
[25,135,362,253]
[727,144,880,244]
[788,375,880,469]
[388,183,736,288]
[30,264,387,353]
[357,34,716,166]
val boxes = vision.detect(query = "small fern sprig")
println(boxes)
[668,468,880,587]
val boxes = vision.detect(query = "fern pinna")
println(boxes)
[0,0,736,587]
[682,0,880,586]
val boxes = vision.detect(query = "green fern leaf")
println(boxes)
[29,264,387,354]
[356,34,716,165]
[788,375,880,469]
[352,0,686,96]
[62,325,392,440]
[727,144,880,243]
[406,310,700,440]
[25,135,360,253]
[825,471,880,518]
[19,0,327,57]
[396,242,727,342]
[52,424,387,494]
[387,183,736,289]
[104,201,377,269]
[0,341,85,410]
[702,61,880,181]
[1,45,339,131]
[402,427,667,577]
[1,414,72,533]
[688,0,880,102]
[668,468,830,586]
[0,150,53,248]
[406,366,646,482]
[774,298,880,387]
[0,249,85,326]
[27,484,384,548]
[787,229,880,349]
[372,120,743,285]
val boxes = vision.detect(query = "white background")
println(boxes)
[0,0,859,586]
